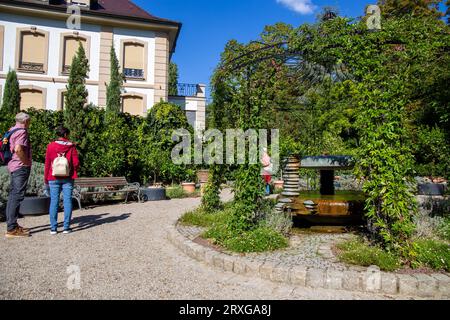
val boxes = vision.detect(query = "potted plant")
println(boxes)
[273,179,284,191]
[181,169,196,194]
[196,167,210,184]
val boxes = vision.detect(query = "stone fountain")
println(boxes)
[276,155,365,225]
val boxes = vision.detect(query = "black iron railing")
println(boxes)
[176,83,197,97]
[19,62,44,72]
[124,68,144,79]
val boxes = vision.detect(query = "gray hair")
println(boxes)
[15,112,30,124]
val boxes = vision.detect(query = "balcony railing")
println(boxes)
[19,62,44,73]
[175,83,198,97]
[124,68,144,79]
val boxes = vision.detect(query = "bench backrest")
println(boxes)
[75,177,129,188]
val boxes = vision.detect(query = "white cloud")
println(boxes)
[276,0,317,15]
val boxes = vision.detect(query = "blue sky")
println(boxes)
[132,1,376,87]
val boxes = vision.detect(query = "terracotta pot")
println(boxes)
[182,182,196,194]
[196,169,210,183]
[274,180,284,190]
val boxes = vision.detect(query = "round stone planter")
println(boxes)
[19,196,50,216]
[418,183,445,196]
[141,187,166,202]
[181,182,196,194]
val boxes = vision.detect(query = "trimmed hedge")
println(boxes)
[0,102,195,186]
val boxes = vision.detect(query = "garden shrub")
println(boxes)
[0,163,45,212]
[179,206,229,228]
[412,239,450,271]
[166,185,186,199]
[204,222,288,253]
[336,240,401,272]
[0,103,194,185]
[437,217,450,241]
[201,202,289,253]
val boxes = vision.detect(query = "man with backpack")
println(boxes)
[44,126,80,235]
[1,113,33,238]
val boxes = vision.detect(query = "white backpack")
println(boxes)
[52,153,70,177]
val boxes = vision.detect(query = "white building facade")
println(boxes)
[0,0,206,130]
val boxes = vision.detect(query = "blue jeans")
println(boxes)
[6,167,31,231]
[49,179,74,231]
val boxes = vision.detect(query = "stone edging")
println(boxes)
[167,222,450,299]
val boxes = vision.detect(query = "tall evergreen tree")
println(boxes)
[1,69,21,115]
[378,0,443,19]
[64,42,89,147]
[169,62,179,96]
[106,46,123,116]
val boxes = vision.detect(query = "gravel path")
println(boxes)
[0,193,412,300]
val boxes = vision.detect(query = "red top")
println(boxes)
[44,138,80,184]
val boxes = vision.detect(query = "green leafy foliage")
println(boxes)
[378,0,443,19]
[336,239,402,271]
[437,217,450,241]
[204,223,288,253]
[179,206,228,227]
[139,102,194,184]
[412,239,450,271]
[201,165,223,213]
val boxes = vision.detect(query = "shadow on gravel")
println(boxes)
[28,213,132,234]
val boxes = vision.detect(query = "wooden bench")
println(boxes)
[73,177,141,210]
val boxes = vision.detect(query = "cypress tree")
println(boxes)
[106,46,123,116]
[64,42,89,147]
[1,69,21,115]
[169,62,179,96]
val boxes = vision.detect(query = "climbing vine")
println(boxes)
[207,11,449,257]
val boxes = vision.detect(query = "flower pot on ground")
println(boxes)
[19,196,50,216]
[141,186,167,202]
[196,169,210,184]
[181,182,196,194]
[274,180,284,190]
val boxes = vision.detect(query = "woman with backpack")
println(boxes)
[44,126,80,235]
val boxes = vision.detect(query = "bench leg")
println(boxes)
[125,191,129,204]
[73,195,82,210]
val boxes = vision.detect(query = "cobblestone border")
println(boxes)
[167,222,450,299]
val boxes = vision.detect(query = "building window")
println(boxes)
[122,94,144,116]
[20,87,45,110]
[57,90,66,111]
[16,28,49,74]
[122,40,147,80]
[60,34,89,75]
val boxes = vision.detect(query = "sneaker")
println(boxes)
[17,225,30,233]
[50,230,58,236]
[6,227,30,238]
[63,229,72,234]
